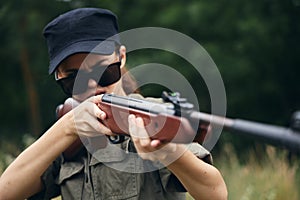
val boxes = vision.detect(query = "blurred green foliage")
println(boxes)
[0,0,299,159]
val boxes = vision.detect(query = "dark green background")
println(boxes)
[0,0,299,158]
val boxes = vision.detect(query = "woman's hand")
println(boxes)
[128,114,186,163]
[65,95,114,137]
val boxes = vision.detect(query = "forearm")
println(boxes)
[0,113,78,200]
[165,148,228,200]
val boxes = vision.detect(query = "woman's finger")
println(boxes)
[135,117,151,147]
[128,114,137,137]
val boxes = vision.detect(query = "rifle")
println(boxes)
[57,92,300,159]
[101,92,300,152]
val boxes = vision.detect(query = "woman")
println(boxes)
[0,8,227,200]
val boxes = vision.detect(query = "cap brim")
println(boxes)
[48,40,116,74]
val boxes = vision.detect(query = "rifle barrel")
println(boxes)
[190,111,300,152]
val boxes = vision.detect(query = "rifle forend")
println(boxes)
[98,93,208,144]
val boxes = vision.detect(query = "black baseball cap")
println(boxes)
[43,8,120,74]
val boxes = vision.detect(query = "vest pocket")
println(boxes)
[57,161,85,199]
[92,164,138,200]
[58,162,84,184]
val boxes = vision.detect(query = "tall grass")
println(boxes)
[211,144,299,200]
